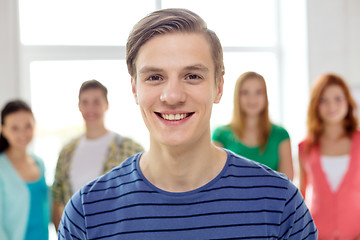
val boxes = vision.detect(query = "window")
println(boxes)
[162,0,277,47]
[19,0,155,45]
[19,0,282,185]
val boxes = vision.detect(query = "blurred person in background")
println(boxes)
[299,73,360,240]
[52,80,144,230]
[0,99,50,240]
[212,71,294,180]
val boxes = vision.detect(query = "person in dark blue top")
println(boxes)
[58,8,317,239]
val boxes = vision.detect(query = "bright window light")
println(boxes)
[19,0,155,45]
[162,0,276,46]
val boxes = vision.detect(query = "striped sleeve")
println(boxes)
[279,182,318,239]
[58,189,87,239]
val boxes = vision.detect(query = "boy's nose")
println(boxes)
[160,79,186,105]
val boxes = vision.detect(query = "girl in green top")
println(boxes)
[212,71,294,180]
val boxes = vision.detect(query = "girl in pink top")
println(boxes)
[299,73,360,240]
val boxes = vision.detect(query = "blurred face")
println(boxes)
[132,33,223,148]
[1,110,35,151]
[78,88,108,127]
[239,78,267,117]
[318,84,348,125]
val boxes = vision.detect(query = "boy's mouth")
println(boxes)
[156,112,194,121]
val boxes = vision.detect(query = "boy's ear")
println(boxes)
[131,77,139,105]
[214,77,224,104]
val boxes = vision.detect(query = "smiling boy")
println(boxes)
[58,8,317,239]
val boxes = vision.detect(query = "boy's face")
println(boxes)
[132,33,223,148]
[78,88,108,127]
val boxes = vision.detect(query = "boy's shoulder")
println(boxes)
[227,150,289,178]
[225,149,292,189]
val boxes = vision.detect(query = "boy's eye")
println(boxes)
[187,74,200,80]
[147,75,162,81]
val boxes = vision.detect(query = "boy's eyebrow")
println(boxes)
[138,66,163,75]
[139,64,210,75]
[183,64,209,73]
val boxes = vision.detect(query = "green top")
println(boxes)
[212,124,290,171]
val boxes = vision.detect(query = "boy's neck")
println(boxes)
[140,140,226,193]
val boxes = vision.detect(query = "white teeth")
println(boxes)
[161,113,188,121]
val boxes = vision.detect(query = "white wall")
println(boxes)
[0,0,20,106]
[280,0,309,153]
[307,0,360,86]
[346,0,360,87]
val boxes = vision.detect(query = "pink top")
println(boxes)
[299,130,360,240]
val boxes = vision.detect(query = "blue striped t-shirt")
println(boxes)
[59,150,317,239]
